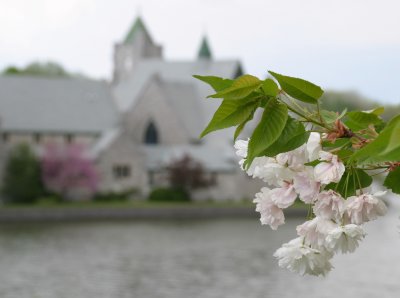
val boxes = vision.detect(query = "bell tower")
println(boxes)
[113,16,163,83]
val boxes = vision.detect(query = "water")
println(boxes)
[0,208,399,298]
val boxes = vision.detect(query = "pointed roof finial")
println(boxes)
[124,16,151,44]
[198,36,212,59]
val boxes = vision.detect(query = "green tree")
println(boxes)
[2,61,86,78]
[1,144,45,204]
[320,91,376,112]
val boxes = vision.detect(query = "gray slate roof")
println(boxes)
[113,59,241,112]
[0,76,118,134]
[161,80,204,140]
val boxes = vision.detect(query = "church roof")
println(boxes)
[0,76,118,134]
[198,36,212,59]
[113,59,241,112]
[124,16,152,44]
[162,80,204,141]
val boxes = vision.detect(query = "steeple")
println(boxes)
[124,16,151,44]
[197,36,212,60]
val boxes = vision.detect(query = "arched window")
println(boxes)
[144,122,159,145]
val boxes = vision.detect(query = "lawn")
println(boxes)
[0,198,307,210]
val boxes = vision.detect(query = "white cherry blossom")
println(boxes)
[276,146,307,172]
[270,181,298,208]
[234,139,248,158]
[253,187,285,230]
[246,156,271,176]
[313,190,345,222]
[293,168,320,203]
[306,132,322,161]
[325,224,366,253]
[345,192,387,225]
[296,217,337,248]
[314,151,345,184]
[251,157,292,186]
[233,132,389,277]
[274,237,333,276]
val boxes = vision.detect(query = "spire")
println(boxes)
[197,36,212,59]
[124,16,151,44]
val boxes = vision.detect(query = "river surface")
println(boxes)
[0,205,399,298]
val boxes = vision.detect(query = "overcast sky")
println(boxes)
[0,0,399,104]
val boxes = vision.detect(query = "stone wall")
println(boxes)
[95,134,148,196]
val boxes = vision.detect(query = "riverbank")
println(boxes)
[0,201,307,222]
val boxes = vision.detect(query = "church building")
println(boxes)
[0,17,261,200]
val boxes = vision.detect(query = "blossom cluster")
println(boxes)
[234,133,387,276]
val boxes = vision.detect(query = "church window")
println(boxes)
[144,122,159,145]
[113,164,131,179]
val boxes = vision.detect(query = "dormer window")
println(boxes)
[144,121,159,145]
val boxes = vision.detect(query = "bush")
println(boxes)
[1,144,46,204]
[36,195,63,205]
[148,187,190,202]
[93,188,138,202]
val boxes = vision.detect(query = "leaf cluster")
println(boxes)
[194,70,400,195]
[194,71,323,167]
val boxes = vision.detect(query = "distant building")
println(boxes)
[0,17,261,200]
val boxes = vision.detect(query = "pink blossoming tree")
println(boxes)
[41,143,99,200]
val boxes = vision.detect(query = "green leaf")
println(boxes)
[383,167,400,194]
[320,109,346,124]
[350,114,400,165]
[338,109,348,120]
[234,108,256,141]
[365,106,385,116]
[336,149,353,161]
[246,99,288,167]
[208,75,262,100]
[322,138,351,149]
[305,160,322,167]
[261,78,279,97]
[262,117,309,156]
[268,71,323,104]
[321,110,340,124]
[326,169,373,197]
[193,75,233,92]
[345,111,383,131]
[200,97,259,137]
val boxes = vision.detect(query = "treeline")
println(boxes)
[1,61,86,78]
[320,91,400,121]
